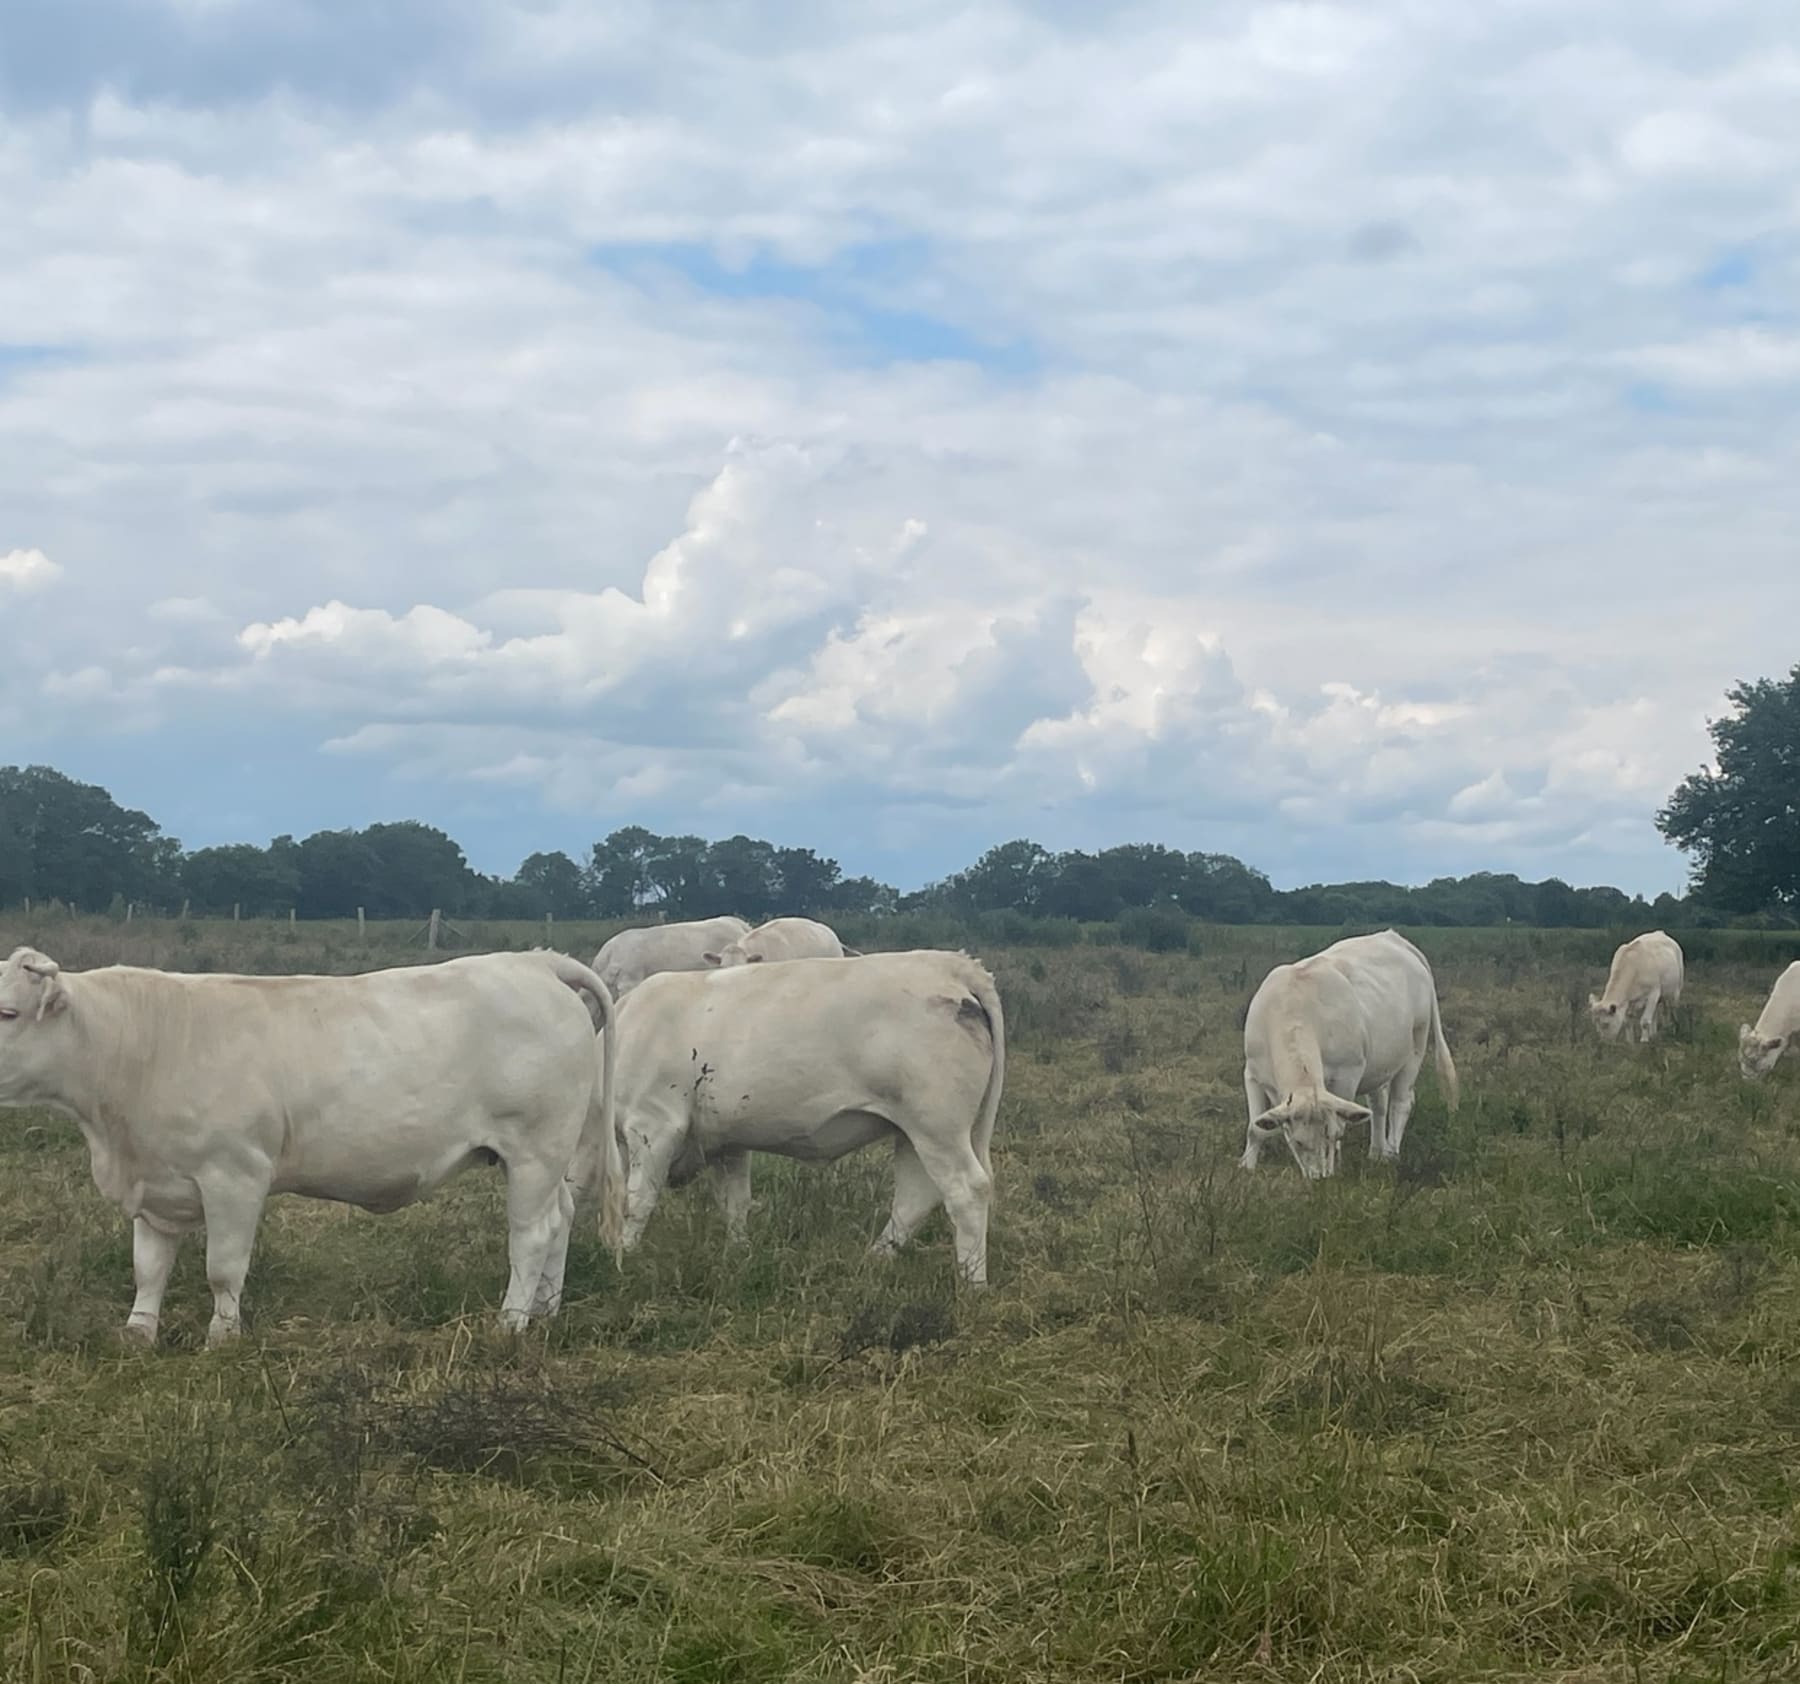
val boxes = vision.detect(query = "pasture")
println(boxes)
[2,916,1800,1682]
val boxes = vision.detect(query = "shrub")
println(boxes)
[1118,905,1192,953]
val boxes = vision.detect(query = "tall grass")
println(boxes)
[0,918,1797,1679]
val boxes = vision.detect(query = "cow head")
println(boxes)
[0,948,67,1025]
[1249,1092,1372,1179]
[704,944,762,969]
[1588,994,1628,1041]
[1738,1023,1787,1081]
[0,949,70,1103]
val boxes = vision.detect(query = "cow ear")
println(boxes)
[1739,1023,1755,1043]
[1330,1097,1373,1130]
[746,953,765,963]
[703,953,722,966]
[1588,994,1602,1010]
[22,957,67,1022]
[1250,1104,1288,1137]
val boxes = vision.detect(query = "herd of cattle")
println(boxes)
[0,917,1794,1349]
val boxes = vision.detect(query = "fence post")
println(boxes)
[357,907,366,938]
[289,909,297,929]
[428,909,441,951]
[23,897,29,915]
[545,911,554,945]
[180,899,190,921]
[234,904,241,923]
[126,903,133,924]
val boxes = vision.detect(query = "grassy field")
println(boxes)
[2,917,1800,1681]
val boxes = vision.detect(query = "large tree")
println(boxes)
[0,764,180,909]
[587,826,658,917]
[707,835,779,920]
[773,846,841,914]
[512,850,591,919]
[1658,664,1800,915]
[182,842,302,916]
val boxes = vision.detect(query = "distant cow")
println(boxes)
[1739,961,1800,1080]
[612,951,1004,1283]
[1241,929,1458,1179]
[705,916,858,967]
[0,947,624,1348]
[594,916,751,997]
[1589,931,1684,1043]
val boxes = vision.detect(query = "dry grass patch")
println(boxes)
[3,921,1800,1678]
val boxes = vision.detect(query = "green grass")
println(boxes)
[2,919,1800,1678]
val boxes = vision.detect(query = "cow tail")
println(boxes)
[967,961,1008,1179]
[549,954,627,1262]
[1429,985,1460,1113]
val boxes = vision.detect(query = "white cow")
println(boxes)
[1589,930,1684,1043]
[1739,961,1800,1080]
[593,916,751,997]
[1241,929,1459,1179]
[0,946,624,1348]
[612,951,1004,1282]
[704,915,858,967]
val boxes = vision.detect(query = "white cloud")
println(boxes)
[0,548,61,592]
[1622,328,1800,388]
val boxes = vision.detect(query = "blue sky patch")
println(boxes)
[1699,250,1753,291]
[593,239,1041,375]
[0,344,81,386]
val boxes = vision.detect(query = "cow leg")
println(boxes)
[871,1135,941,1258]
[199,1180,267,1349]
[711,1149,753,1244]
[1639,989,1661,1043]
[499,1161,563,1333]
[1240,1073,1274,1170]
[622,1109,688,1250]
[1385,1073,1420,1159]
[1366,1084,1393,1162]
[529,1180,578,1318]
[894,1126,992,1286]
[124,1217,183,1346]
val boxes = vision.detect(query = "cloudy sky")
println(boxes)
[2,0,1794,894]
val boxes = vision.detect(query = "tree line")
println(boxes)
[0,767,1738,932]
[3,660,1795,929]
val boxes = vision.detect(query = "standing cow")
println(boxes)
[1241,929,1459,1178]
[593,916,751,998]
[1589,930,1684,1043]
[1740,961,1800,1080]
[0,946,624,1347]
[611,950,1004,1283]
[704,916,859,967]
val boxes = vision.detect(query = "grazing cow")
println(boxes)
[0,947,624,1348]
[1241,929,1458,1179]
[612,951,1004,1282]
[1589,931,1684,1043]
[1739,961,1800,1080]
[593,916,751,997]
[704,915,858,967]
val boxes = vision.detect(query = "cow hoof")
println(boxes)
[529,1294,562,1319]
[119,1320,158,1349]
[497,1310,530,1335]
[205,1319,241,1350]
